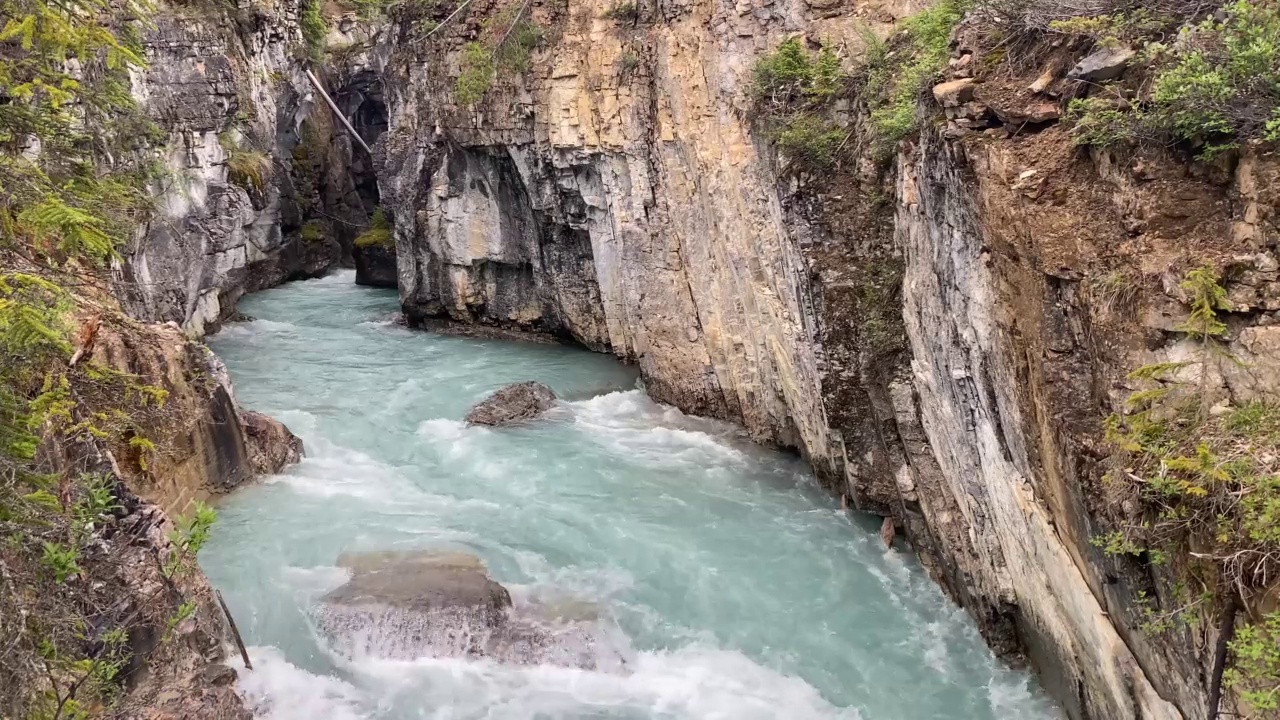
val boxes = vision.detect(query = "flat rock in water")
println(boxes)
[464,382,557,426]
[312,550,625,670]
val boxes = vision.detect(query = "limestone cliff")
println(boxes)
[113,0,373,336]
[338,0,1280,717]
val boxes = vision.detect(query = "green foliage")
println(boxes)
[220,134,273,192]
[1049,10,1167,49]
[1065,98,1139,148]
[1091,530,1143,557]
[301,0,329,63]
[618,50,641,76]
[354,208,394,248]
[453,5,544,106]
[0,0,156,264]
[164,600,198,640]
[1063,0,1280,157]
[862,0,969,161]
[1177,266,1230,340]
[40,542,81,584]
[751,38,849,170]
[1226,611,1280,712]
[492,16,542,73]
[164,502,217,578]
[300,220,327,243]
[773,114,846,168]
[753,38,846,103]
[1101,265,1280,673]
[456,42,496,106]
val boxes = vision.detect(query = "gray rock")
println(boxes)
[354,243,398,288]
[314,551,514,660]
[464,382,558,426]
[239,410,304,475]
[1067,47,1135,82]
[313,551,622,670]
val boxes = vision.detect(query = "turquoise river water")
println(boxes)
[201,271,1060,720]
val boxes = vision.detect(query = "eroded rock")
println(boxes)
[464,382,558,426]
[1067,47,1135,82]
[240,410,304,475]
[313,551,620,670]
[354,243,397,288]
[932,78,976,107]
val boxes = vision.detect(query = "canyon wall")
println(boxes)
[102,0,1280,716]
[114,0,371,336]
[350,0,1280,718]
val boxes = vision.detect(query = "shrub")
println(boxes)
[1099,267,1280,651]
[222,140,272,192]
[1226,611,1280,712]
[453,8,543,106]
[753,38,846,103]
[354,208,393,248]
[1062,0,1280,157]
[618,50,641,76]
[773,114,847,168]
[300,220,327,243]
[301,0,328,63]
[862,0,969,161]
[456,42,495,106]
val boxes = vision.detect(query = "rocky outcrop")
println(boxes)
[113,0,378,337]
[314,551,613,668]
[354,242,398,287]
[39,444,251,720]
[241,409,305,475]
[361,0,1280,717]
[87,320,302,516]
[465,381,558,426]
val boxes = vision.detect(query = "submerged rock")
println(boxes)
[464,382,557,426]
[313,550,623,670]
[239,410,304,475]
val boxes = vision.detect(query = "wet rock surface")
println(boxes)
[354,243,397,288]
[464,382,558,426]
[313,551,619,669]
[240,410,305,475]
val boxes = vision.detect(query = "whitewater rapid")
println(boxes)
[201,271,1058,720]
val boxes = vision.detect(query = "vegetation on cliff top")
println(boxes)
[354,207,394,248]
[1053,0,1280,158]
[860,0,969,161]
[301,0,329,63]
[454,3,543,106]
[1,0,225,715]
[751,38,849,170]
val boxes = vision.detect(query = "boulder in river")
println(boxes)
[240,409,304,475]
[312,550,624,670]
[464,382,557,426]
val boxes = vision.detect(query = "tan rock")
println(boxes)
[932,78,976,108]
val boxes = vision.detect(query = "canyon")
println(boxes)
[3,0,1276,716]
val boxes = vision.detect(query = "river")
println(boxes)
[201,271,1059,720]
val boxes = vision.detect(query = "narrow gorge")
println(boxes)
[2,0,1278,718]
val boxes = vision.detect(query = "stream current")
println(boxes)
[201,272,1059,720]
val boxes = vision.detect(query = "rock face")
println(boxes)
[464,382,558,426]
[114,0,372,336]
[314,551,614,668]
[88,320,303,516]
[241,410,305,475]
[354,243,398,288]
[362,0,1280,717]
